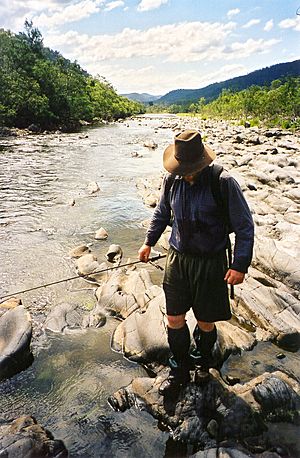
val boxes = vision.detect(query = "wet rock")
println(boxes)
[111,280,255,366]
[0,297,22,310]
[0,415,68,457]
[95,227,108,240]
[252,374,299,422]
[143,139,158,149]
[105,244,123,264]
[111,370,298,449]
[69,244,91,258]
[206,419,219,438]
[0,306,33,381]
[44,302,84,332]
[87,181,100,194]
[76,253,101,275]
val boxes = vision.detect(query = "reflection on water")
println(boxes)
[0,117,173,456]
[0,324,168,457]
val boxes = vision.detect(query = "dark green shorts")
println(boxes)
[163,246,231,322]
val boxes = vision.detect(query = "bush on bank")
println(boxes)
[146,78,300,130]
[0,22,144,131]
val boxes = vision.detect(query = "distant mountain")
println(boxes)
[121,92,162,103]
[157,60,300,105]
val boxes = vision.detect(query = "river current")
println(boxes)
[1,116,299,457]
[0,115,176,457]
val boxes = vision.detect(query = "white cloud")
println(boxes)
[228,38,280,58]
[242,19,261,29]
[45,21,238,64]
[104,0,124,11]
[85,62,249,94]
[137,0,168,12]
[32,0,105,29]
[279,17,300,32]
[227,8,240,18]
[0,0,75,30]
[45,21,281,70]
[263,19,273,32]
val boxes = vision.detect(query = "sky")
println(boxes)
[1,0,300,95]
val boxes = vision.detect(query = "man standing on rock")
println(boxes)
[138,129,254,398]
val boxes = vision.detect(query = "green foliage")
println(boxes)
[0,25,144,130]
[189,79,300,129]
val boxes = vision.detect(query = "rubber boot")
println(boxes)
[192,325,217,386]
[159,324,191,398]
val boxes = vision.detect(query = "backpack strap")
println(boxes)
[210,164,234,299]
[164,174,176,226]
[164,173,176,198]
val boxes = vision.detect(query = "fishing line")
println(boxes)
[0,254,167,301]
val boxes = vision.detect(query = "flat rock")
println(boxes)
[0,306,33,381]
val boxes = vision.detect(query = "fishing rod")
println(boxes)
[0,254,167,301]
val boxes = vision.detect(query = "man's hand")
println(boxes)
[224,269,245,285]
[138,244,151,262]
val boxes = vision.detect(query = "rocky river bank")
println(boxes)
[0,115,299,457]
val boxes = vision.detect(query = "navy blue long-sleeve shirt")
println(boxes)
[145,165,254,273]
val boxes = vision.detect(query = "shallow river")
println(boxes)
[0,116,299,457]
[0,116,175,457]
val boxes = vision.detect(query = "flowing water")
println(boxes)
[0,116,299,457]
[0,115,176,457]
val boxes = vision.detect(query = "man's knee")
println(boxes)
[197,320,215,332]
[167,314,186,329]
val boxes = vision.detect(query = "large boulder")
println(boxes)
[232,268,300,351]
[109,370,299,453]
[111,285,256,367]
[0,306,33,381]
[0,415,68,457]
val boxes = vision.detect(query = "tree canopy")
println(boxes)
[147,77,300,129]
[0,23,144,130]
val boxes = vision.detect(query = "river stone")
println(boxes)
[94,269,159,318]
[253,235,300,291]
[0,415,68,457]
[95,227,108,240]
[69,244,91,258]
[143,139,158,149]
[0,306,33,381]
[111,281,255,366]
[110,370,298,450]
[105,244,123,264]
[87,181,100,194]
[44,302,84,332]
[233,274,300,350]
[76,253,101,275]
[0,297,22,310]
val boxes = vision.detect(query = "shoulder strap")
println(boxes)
[210,163,224,209]
[164,173,176,227]
[164,173,176,199]
[210,164,234,299]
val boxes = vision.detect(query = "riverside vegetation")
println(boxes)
[0,21,144,132]
[147,77,300,130]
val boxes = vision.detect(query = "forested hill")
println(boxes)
[0,22,144,131]
[157,60,300,105]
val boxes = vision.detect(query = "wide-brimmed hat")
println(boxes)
[163,129,216,175]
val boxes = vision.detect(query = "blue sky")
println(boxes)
[1,0,299,95]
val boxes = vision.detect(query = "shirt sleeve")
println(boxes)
[221,173,255,273]
[144,173,172,247]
